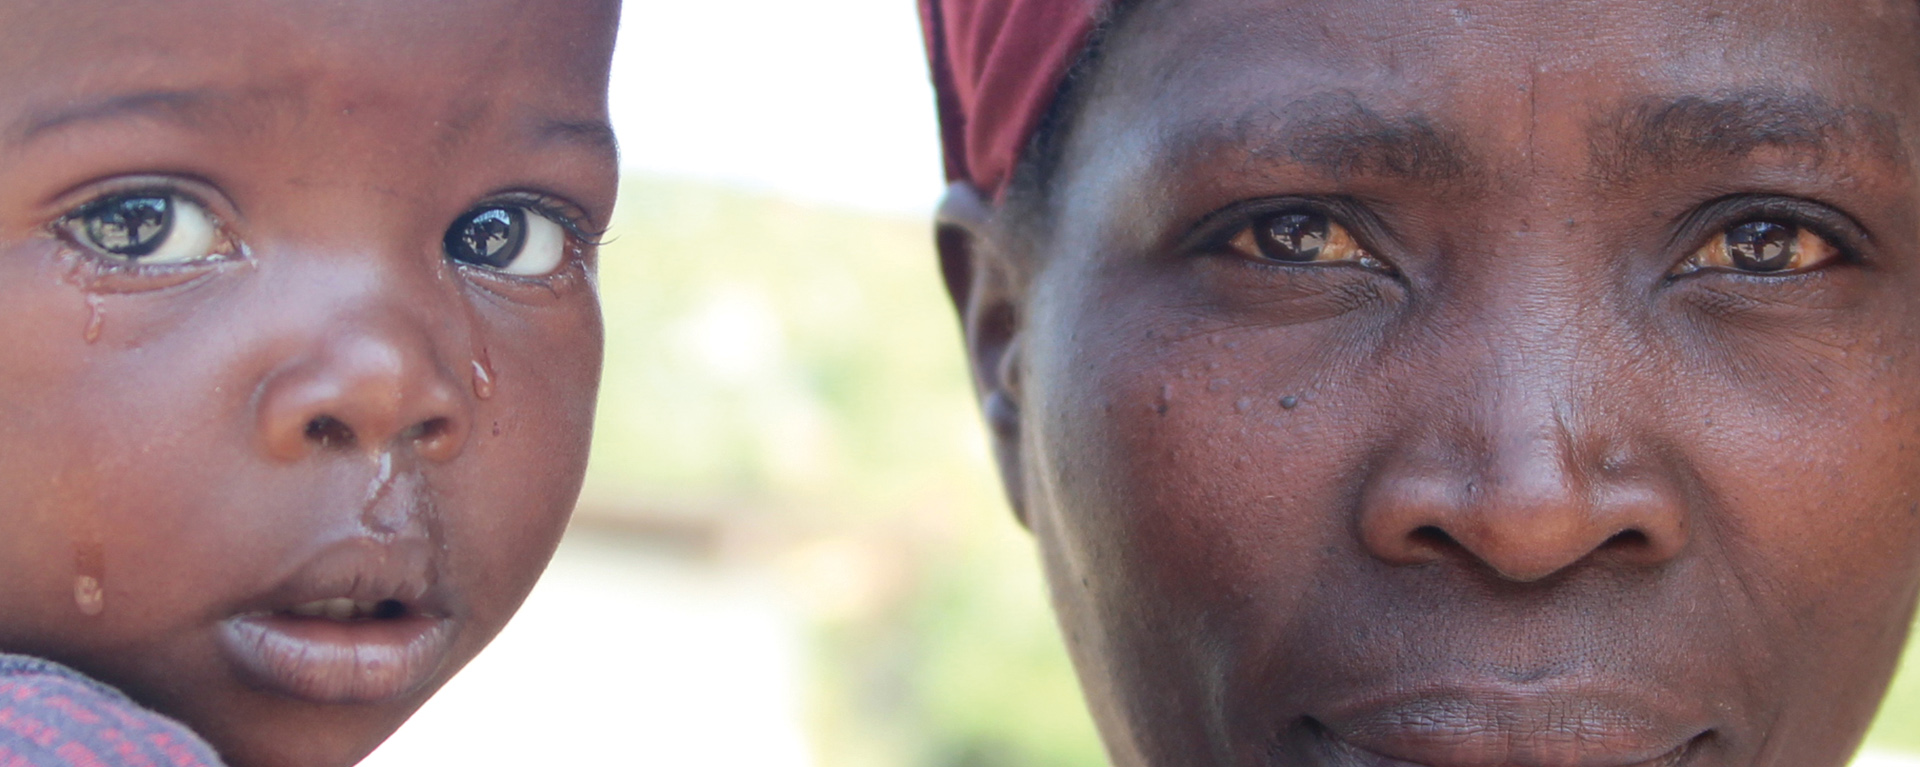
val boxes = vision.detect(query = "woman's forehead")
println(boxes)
[1080,0,1920,172]
[1046,0,1920,239]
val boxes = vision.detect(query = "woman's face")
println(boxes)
[951,0,1920,765]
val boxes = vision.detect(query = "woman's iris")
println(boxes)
[1227,210,1378,269]
[1680,219,1840,276]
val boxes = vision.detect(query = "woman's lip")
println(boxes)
[217,612,456,704]
[1306,690,1707,767]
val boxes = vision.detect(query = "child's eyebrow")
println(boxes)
[531,118,617,152]
[8,87,617,160]
[9,88,230,145]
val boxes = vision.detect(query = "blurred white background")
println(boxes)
[606,0,944,213]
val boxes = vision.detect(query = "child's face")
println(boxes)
[0,1,617,765]
[959,0,1920,765]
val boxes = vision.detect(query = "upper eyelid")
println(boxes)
[472,191,606,245]
[1673,195,1870,259]
[1179,197,1375,252]
[50,176,236,225]
[49,179,611,247]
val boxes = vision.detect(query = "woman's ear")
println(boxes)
[935,181,1031,527]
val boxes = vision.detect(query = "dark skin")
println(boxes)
[941,1,1920,765]
[0,1,617,765]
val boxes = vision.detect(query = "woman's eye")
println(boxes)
[1680,220,1841,276]
[60,194,225,265]
[1227,212,1381,268]
[443,206,567,277]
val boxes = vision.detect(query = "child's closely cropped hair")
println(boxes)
[0,1,621,765]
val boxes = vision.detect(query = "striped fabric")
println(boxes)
[0,654,223,767]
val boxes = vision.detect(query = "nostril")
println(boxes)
[1604,529,1650,549]
[403,417,451,446]
[1410,525,1456,549]
[304,416,356,450]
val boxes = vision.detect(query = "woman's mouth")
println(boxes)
[1302,690,1710,767]
[216,538,457,704]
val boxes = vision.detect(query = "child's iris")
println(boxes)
[445,207,526,269]
[81,196,172,257]
[443,205,567,277]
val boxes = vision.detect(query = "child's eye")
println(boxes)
[60,194,226,265]
[443,206,567,277]
[1676,220,1843,276]
[1226,211,1386,270]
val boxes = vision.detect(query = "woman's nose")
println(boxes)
[1357,392,1690,582]
[255,313,472,464]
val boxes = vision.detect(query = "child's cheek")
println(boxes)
[0,237,258,639]
[440,282,601,640]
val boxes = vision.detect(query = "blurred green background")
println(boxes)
[571,175,1920,767]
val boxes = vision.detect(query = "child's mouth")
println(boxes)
[284,597,411,621]
[215,538,458,705]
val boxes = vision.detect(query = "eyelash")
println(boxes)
[488,191,606,248]
[1670,195,1867,275]
[1186,195,1869,279]
[50,184,605,254]
[1191,199,1368,247]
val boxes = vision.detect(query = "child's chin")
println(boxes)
[180,671,452,767]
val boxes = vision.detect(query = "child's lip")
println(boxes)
[216,536,458,704]
[217,612,456,703]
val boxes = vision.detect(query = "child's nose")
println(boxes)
[254,315,472,464]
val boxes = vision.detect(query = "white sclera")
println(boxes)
[499,212,566,276]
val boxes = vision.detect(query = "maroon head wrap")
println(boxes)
[920,0,1102,201]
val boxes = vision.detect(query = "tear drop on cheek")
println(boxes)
[82,296,104,344]
[471,354,496,401]
[72,542,105,616]
[74,575,104,616]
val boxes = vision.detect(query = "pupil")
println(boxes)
[1258,213,1328,262]
[1726,221,1795,272]
[447,207,526,268]
[84,196,172,258]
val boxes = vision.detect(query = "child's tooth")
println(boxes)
[323,597,356,620]
[353,601,378,619]
[291,600,327,617]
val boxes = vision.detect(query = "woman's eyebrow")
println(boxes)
[1166,91,1479,186]
[1587,89,1907,183]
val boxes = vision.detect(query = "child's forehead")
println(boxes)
[0,0,618,118]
